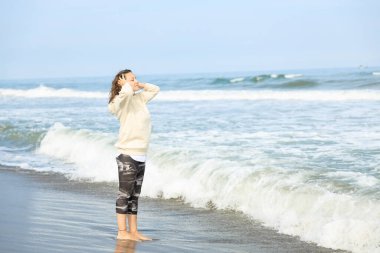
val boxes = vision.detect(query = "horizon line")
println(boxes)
[1,64,379,82]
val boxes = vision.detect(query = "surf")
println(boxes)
[3,85,380,101]
[26,122,380,253]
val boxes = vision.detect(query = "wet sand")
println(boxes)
[0,165,350,253]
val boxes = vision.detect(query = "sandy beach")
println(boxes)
[0,165,349,253]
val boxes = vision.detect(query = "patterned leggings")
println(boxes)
[115,154,146,215]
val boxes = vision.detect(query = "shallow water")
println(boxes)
[0,166,349,253]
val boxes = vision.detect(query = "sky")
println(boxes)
[1,0,379,79]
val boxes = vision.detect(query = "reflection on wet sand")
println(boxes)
[114,239,137,253]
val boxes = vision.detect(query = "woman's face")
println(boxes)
[122,72,140,91]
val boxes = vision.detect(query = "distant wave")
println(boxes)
[357,82,380,89]
[2,85,380,101]
[277,80,318,88]
[159,90,380,101]
[229,77,245,83]
[373,72,380,76]
[0,84,105,98]
[212,73,303,84]
[284,73,303,79]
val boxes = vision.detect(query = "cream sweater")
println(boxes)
[108,83,160,155]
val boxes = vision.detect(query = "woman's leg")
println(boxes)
[116,213,140,241]
[115,154,141,241]
[126,160,152,241]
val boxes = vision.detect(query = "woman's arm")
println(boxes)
[139,83,160,104]
[108,83,134,119]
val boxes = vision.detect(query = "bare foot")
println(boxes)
[131,231,152,241]
[117,230,141,241]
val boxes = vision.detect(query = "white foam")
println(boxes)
[229,77,245,83]
[372,72,380,76]
[284,74,303,79]
[32,123,380,252]
[0,84,105,98]
[1,85,380,101]
[35,122,118,182]
[159,90,380,101]
[141,150,380,253]
[325,171,379,187]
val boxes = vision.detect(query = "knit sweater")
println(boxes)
[108,83,160,155]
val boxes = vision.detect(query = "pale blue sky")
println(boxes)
[1,0,379,79]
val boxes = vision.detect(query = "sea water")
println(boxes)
[0,67,379,253]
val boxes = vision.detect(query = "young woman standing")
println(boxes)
[108,69,160,241]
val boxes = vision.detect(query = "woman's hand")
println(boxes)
[117,74,130,87]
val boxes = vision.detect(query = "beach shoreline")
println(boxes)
[0,165,349,253]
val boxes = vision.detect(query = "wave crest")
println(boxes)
[159,90,380,101]
[2,85,380,101]
[211,73,303,84]
[0,84,106,98]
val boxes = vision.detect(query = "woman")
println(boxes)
[108,69,160,241]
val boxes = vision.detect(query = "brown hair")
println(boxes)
[108,69,132,104]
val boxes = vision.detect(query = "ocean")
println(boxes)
[0,67,379,253]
